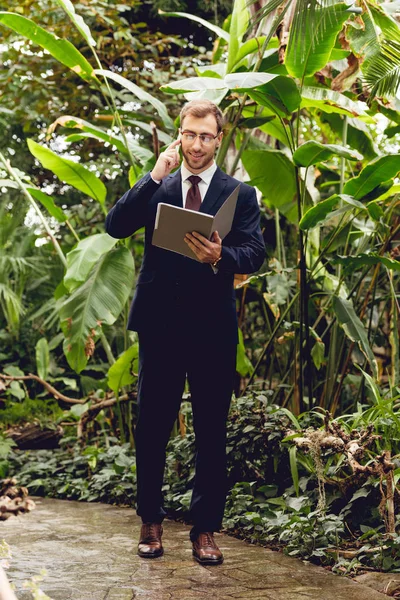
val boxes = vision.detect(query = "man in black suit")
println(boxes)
[105,99,265,565]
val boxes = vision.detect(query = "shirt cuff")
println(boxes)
[150,173,162,184]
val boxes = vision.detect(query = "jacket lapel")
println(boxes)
[165,169,183,208]
[199,166,228,215]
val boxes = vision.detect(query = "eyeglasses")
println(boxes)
[180,130,220,145]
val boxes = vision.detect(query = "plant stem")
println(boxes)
[0,153,67,268]
[242,291,299,395]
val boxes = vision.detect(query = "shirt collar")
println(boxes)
[181,161,217,185]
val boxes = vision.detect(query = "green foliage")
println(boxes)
[59,246,135,372]
[293,141,362,167]
[64,234,117,292]
[0,11,94,81]
[27,139,108,209]
[285,4,350,79]
[8,394,400,571]
[0,398,64,430]
[107,344,139,394]
[1,0,400,533]
[248,76,301,117]
[0,434,17,478]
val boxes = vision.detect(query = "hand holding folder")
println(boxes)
[152,184,240,261]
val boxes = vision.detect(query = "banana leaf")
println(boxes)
[59,246,134,373]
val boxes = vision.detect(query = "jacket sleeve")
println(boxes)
[218,186,265,275]
[105,172,161,239]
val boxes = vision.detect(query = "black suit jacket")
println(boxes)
[105,167,265,341]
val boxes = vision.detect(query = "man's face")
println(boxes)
[180,113,222,174]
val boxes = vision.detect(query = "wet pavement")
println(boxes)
[1,497,387,600]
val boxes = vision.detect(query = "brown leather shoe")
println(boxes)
[138,522,163,558]
[192,532,223,565]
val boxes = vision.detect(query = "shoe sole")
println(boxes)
[192,551,224,566]
[138,548,164,559]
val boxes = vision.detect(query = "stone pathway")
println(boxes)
[1,498,387,600]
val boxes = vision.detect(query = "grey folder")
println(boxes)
[152,184,240,261]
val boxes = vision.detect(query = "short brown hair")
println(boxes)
[180,99,224,133]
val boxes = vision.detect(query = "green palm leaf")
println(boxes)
[363,40,400,100]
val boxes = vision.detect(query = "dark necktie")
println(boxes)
[186,175,202,211]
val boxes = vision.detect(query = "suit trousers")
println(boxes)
[135,302,237,534]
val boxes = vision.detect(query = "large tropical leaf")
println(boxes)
[299,194,365,230]
[59,246,134,373]
[233,36,267,69]
[107,343,139,393]
[158,9,230,42]
[162,73,278,95]
[161,77,228,95]
[195,64,226,79]
[301,87,372,120]
[285,4,350,79]
[332,296,378,379]
[259,116,289,146]
[224,72,278,91]
[343,154,400,199]
[248,76,301,117]
[227,0,249,74]
[64,234,118,292]
[27,139,107,208]
[293,141,362,167]
[55,0,96,47]
[0,12,94,81]
[347,11,381,64]
[94,69,174,131]
[242,149,297,222]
